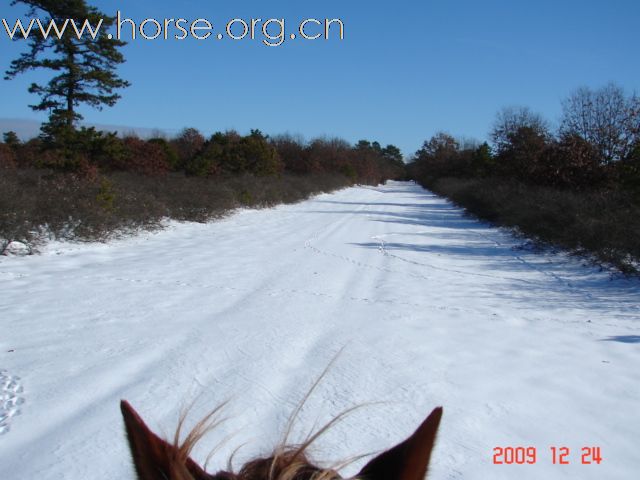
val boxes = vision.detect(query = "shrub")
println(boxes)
[13,138,42,168]
[536,135,603,189]
[187,131,239,176]
[306,138,351,174]
[429,177,640,274]
[271,135,310,174]
[96,177,116,212]
[122,137,171,176]
[495,126,548,180]
[340,163,358,183]
[239,130,284,176]
[0,143,17,169]
[3,131,20,147]
[615,142,640,194]
[172,127,206,169]
[184,149,221,177]
[148,137,180,171]
[196,130,284,177]
[0,169,351,247]
[471,142,494,177]
[35,148,87,173]
[83,130,127,171]
[411,132,470,181]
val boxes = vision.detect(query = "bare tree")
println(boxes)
[491,106,550,154]
[560,83,640,164]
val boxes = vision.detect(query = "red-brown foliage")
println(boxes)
[535,134,604,189]
[123,137,171,176]
[0,144,16,169]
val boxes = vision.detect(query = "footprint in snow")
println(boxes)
[0,369,25,435]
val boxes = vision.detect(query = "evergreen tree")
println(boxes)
[471,142,494,176]
[2,131,21,147]
[4,0,129,141]
[382,144,403,164]
[355,140,372,150]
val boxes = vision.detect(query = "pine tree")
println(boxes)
[2,131,21,147]
[4,0,129,140]
[471,142,494,177]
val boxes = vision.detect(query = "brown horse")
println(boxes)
[121,400,442,480]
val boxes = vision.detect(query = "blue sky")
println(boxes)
[1,0,639,157]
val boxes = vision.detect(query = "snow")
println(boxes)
[0,181,638,479]
[1,241,31,257]
[0,370,24,435]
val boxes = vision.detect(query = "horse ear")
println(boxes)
[120,400,214,480]
[357,407,442,480]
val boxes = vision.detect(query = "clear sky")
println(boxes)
[1,0,639,157]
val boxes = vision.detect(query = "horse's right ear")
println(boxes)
[120,400,214,480]
[357,407,443,480]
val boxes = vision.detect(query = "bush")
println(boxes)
[410,132,471,181]
[306,138,352,175]
[191,130,284,177]
[239,130,284,176]
[471,142,495,177]
[122,137,171,176]
[171,127,205,170]
[3,131,20,147]
[0,170,351,246]
[614,142,640,195]
[495,126,548,180]
[536,135,604,189]
[0,169,111,243]
[429,176,640,273]
[271,135,310,174]
[148,137,180,170]
[187,131,239,177]
[0,143,17,169]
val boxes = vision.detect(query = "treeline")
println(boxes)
[0,126,406,251]
[0,127,405,184]
[408,83,640,273]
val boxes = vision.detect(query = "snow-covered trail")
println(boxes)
[1,181,638,479]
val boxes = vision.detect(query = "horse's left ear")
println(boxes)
[120,400,214,480]
[357,407,443,480]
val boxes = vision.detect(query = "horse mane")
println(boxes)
[162,403,348,480]
[122,358,443,480]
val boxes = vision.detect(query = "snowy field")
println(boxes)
[1,181,638,479]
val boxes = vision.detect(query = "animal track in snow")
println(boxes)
[0,370,24,435]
